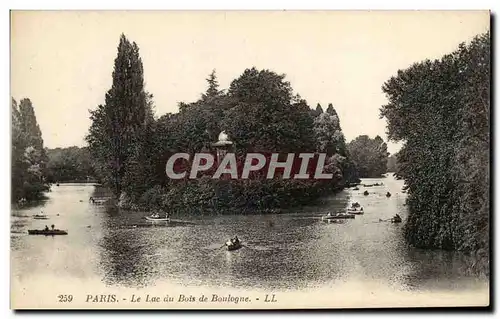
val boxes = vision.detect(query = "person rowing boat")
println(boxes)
[231,236,240,245]
[151,212,160,219]
[224,236,242,251]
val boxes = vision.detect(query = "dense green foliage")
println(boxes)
[86,34,154,197]
[314,103,359,183]
[347,135,388,178]
[87,35,359,213]
[45,147,97,183]
[380,33,489,265]
[11,98,49,202]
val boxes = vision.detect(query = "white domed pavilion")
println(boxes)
[212,131,234,163]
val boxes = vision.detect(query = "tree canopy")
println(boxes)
[380,32,489,263]
[347,135,388,178]
[86,34,152,197]
[11,98,49,201]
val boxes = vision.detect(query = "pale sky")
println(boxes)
[11,11,490,154]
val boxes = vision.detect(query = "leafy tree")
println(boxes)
[86,34,150,197]
[380,32,489,266]
[11,98,27,201]
[314,104,346,156]
[202,69,224,100]
[222,67,315,153]
[316,103,324,114]
[45,147,97,182]
[11,98,49,201]
[309,103,324,118]
[326,103,337,117]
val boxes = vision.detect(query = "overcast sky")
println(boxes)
[11,11,490,154]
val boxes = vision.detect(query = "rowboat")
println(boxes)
[89,197,111,205]
[226,241,242,251]
[347,209,364,215]
[28,229,68,235]
[322,213,355,220]
[391,216,402,223]
[145,216,171,222]
[33,215,49,220]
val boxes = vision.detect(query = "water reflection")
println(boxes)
[11,177,488,296]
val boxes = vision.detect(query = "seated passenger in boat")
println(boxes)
[44,225,49,231]
[51,224,55,230]
[231,236,240,245]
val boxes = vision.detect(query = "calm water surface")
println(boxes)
[11,175,488,297]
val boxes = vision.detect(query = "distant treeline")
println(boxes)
[347,135,389,178]
[86,34,372,214]
[381,32,489,266]
[45,147,98,183]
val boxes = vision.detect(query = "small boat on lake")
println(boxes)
[28,229,68,236]
[33,211,49,219]
[89,196,111,205]
[391,214,402,223]
[350,202,361,208]
[226,241,242,251]
[145,212,171,222]
[145,216,171,222]
[225,236,242,251]
[347,208,364,215]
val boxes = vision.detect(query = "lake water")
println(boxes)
[10,175,489,308]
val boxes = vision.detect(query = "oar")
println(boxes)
[375,218,390,223]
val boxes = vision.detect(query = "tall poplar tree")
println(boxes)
[87,34,149,197]
[11,98,49,201]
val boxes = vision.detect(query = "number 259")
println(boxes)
[58,295,73,302]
